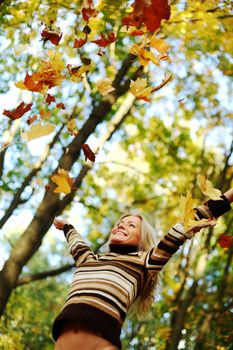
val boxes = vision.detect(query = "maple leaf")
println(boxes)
[180,190,198,230]
[96,78,115,96]
[218,234,233,248]
[3,102,33,120]
[67,119,78,136]
[131,44,159,66]
[51,168,74,194]
[21,122,56,141]
[197,175,222,200]
[27,115,37,125]
[82,3,98,22]
[56,102,65,110]
[45,94,56,104]
[73,37,87,48]
[81,144,96,162]
[130,78,153,101]
[150,36,169,53]
[91,32,116,47]
[41,26,63,46]
[122,0,170,32]
[67,63,92,82]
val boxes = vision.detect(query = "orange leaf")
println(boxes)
[218,234,233,248]
[27,115,37,125]
[91,32,116,47]
[51,168,74,194]
[3,102,33,120]
[122,0,170,32]
[41,27,63,46]
[82,1,98,22]
[81,144,96,162]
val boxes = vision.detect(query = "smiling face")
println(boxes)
[109,215,142,246]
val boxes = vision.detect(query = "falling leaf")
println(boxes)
[131,44,159,66]
[67,119,78,136]
[3,102,33,120]
[14,43,27,55]
[218,234,233,248]
[67,63,92,81]
[91,32,116,47]
[41,26,63,45]
[45,94,56,104]
[56,102,65,110]
[150,36,169,53]
[27,115,37,125]
[51,168,74,194]
[130,78,153,101]
[82,4,98,22]
[15,52,65,93]
[73,37,87,48]
[197,175,222,200]
[122,0,170,32]
[21,122,56,141]
[81,144,96,162]
[96,78,115,96]
[40,109,51,120]
[180,190,198,230]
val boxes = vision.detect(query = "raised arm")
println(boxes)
[54,217,94,267]
[145,189,232,271]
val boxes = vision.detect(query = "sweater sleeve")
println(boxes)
[146,195,232,272]
[63,224,94,267]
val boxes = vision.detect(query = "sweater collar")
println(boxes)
[109,243,139,254]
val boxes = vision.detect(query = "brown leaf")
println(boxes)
[41,27,63,46]
[81,144,96,162]
[218,234,233,248]
[91,32,116,47]
[3,102,33,120]
[27,115,38,125]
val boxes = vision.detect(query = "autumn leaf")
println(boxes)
[218,234,233,248]
[81,144,96,162]
[45,94,56,104]
[91,32,116,47]
[41,26,63,46]
[82,1,98,22]
[130,78,153,101]
[27,115,37,125]
[67,63,92,81]
[3,102,33,120]
[122,0,170,32]
[56,102,65,110]
[131,44,159,66]
[150,36,169,53]
[51,168,74,194]
[67,119,78,136]
[197,175,222,200]
[40,109,51,120]
[180,190,197,230]
[96,78,115,96]
[73,37,87,48]
[21,122,56,141]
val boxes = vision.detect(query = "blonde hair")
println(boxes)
[114,213,161,318]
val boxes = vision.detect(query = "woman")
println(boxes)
[52,189,233,350]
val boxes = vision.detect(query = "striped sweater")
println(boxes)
[52,195,231,349]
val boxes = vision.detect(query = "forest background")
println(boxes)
[0,0,232,349]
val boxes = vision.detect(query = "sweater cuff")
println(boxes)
[63,224,74,234]
[195,195,231,219]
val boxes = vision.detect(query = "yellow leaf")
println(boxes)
[67,119,78,135]
[47,50,65,72]
[150,36,169,53]
[21,122,55,141]
[180,190,196,229]
[96,78,115,96]
[131,44,159,66]
[130,78,153,101]
[51,168,74,194]
[197,175,222,200]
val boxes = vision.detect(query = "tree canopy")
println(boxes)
[0,0,232,349]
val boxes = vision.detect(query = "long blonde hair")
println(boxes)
[114,213,161,318]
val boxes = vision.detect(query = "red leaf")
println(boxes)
[129,29,145,36]
[218,234,233,248]
[122,0,170,32]
[91,32,116,47]
[27,115,37,125]
[81,144,95,162]
[3,102,33,120]
[73,38,87,48]
[41,28,63,46]
[46,94,56,104]
[82,7,98,22]
[56,102,65,110]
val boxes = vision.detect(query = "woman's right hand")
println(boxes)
[54,217,69,230]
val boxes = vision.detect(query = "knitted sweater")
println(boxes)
[52,195,231,349]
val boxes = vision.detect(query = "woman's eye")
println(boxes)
[130,224,135,227]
